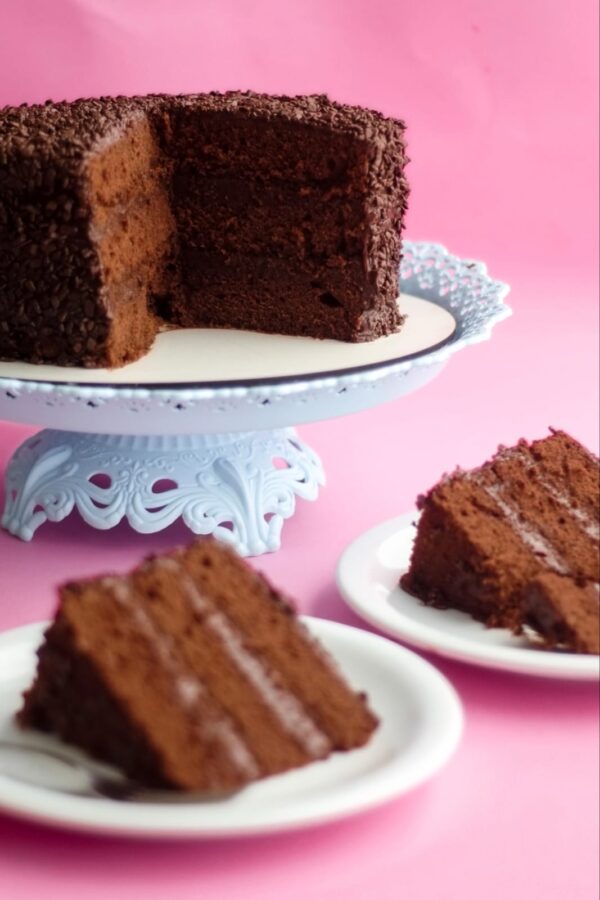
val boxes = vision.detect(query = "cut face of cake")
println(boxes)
[0,93,409,368]
[400,430,599,654]
[523,575,599,655]
[18,541,378,791]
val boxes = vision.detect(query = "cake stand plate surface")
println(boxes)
[0,241,511,553]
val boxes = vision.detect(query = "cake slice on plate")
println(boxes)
[401,430,599,653]
[18,541,378,791]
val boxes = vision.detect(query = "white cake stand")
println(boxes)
[0,241,510,555]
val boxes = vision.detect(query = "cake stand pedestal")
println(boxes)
[0,241,510,556]
[1,428,322,556]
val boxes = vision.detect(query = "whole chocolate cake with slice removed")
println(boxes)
[0,93,409,368]
[18,540,378,792]
[401,430,600,654]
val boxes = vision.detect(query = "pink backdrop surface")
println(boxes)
[0,2,598,898]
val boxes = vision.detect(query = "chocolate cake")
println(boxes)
[0,93,409,367]
[18,540,378,791]
[401,430,600,654]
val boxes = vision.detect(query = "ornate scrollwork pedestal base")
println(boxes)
[1,428,324,556]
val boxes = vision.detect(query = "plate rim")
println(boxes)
[336,513,600,681]
[0,616,463,838]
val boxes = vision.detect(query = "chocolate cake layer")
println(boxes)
[0,92,409,367]
[169,174,365,259]
[401,431,600,651]
[19,540,378,791]
[527,431,600,525]
[158,94,388,181]
[172,251,396,341]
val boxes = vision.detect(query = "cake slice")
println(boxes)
[18,540,378,791]
[401,430,599,653]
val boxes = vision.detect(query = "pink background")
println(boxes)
[0,1,598,898]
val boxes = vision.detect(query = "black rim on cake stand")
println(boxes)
[0,241,510,556]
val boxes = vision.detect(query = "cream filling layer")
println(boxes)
[159,557,331,758]
[498,447,600,543]
[479,482,569,576]
[102,576,260,780]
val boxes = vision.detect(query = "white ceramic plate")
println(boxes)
[0,617,462,838]
[337,514,600,681]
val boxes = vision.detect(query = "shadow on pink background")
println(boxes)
[0,2,598,899]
